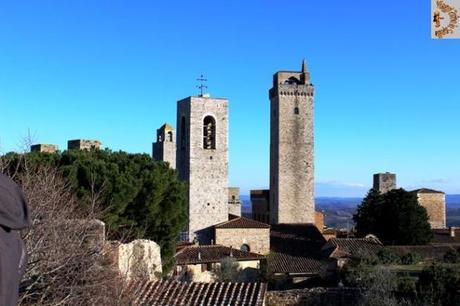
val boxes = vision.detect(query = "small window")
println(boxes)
[167,131,173,142]
[240,244,250,252]
[294,107,299,115]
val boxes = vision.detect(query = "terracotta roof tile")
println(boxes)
[322,238,384,258]
[175,245,265,265]
[267,252,328,274]
[432,228,460,244]
[411,188,445,194]
[215,217,270,229]
[128,280,267,306]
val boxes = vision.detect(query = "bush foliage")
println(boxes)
[2,149,187,273]
[354,188,432,245]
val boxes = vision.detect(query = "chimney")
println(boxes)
[198,251,201,261]
[229,246,233,257]
[211,239,214,245]
[450,227,456,238]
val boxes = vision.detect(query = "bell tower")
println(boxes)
[269,60,315,224]
[176,94,229,243]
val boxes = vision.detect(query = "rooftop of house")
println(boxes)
[267,252,329,275]
[411,188,445,194]
[215,215,270,229]
[387,245,459,261]
[432,228,460,244]
[128,280,267,306]
[322,237,384,259]
[175,245,265,265]
[270,223,326,258]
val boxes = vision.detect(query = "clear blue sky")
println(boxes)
[1,0,459,196]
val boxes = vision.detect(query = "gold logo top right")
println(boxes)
[432,0,460,38]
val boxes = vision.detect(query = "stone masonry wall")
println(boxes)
[270,70,315,224]
[215,228,270,255]
[417,192,446,229]
[373,173,396,194]
[177,97,229,243]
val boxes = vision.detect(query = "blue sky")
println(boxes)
[0,1,459,196]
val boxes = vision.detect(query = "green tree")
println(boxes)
[2,149,187,273]
[418,264,460,306]
[354,188,432,245]
[353,189,384,237]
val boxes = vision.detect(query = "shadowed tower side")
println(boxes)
[269,60,315,224]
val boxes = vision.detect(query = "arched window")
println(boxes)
[240,244,250,252]
[180,117,186,149]
[203,116,216,149]
[294,107,299,115]
[167,131,173,142]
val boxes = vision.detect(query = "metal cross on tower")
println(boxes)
[196,74,208,97]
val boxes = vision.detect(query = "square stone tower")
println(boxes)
[269,61,315,224]
[176,95,229,243]
[152,123,176,169]
[373,172,396,194]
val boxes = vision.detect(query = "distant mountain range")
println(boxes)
[240,194,460,228]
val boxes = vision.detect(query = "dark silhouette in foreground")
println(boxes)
[0,173,30,306]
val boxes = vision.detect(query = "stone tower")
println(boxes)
[176,95,229,243]
[373,172,396,194]
[269,60,315,224]
[152,123,176,169]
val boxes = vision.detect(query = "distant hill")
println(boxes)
[241,194,460,228]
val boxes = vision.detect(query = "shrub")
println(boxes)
[401,252,422,265]
[443,248,460,264]
[377,249,401,265]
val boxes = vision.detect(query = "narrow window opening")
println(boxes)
[294,107,299,115]
[203,116,216,149]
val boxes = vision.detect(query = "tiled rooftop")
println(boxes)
[129,280,267,306]
[215,216,270,229]
[175,245,265,265]
[411,188,445,194]
[267,252,328,274]
[432,228,460,244]
[322,237,384,258]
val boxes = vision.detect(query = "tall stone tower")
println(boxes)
[373,172,396,194]
[176,95,229,243]
[269,60,315,224]
[152,123,176,169]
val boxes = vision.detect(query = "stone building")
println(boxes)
[228,187,242,216]
[373,172,396,194]
[67,139,102,150]
[269,60,315,224]
[215,216,270,255]
[176,95,229,243]
[30,144,58,153]
[152,123,176,169]
[412,188,446,229]
[251,189,270,224]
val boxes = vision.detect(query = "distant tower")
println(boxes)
[152,123,176,169]
[176,95,229,243]
[373,172,396,194]
[269,60,315,224]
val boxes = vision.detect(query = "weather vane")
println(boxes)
[196,74,208,97]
